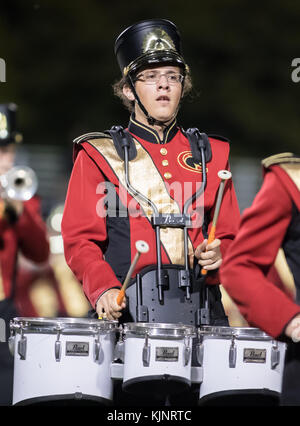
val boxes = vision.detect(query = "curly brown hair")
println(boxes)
[112,71,193,112]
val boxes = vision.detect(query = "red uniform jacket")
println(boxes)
[62,118,240,308]
[221,159,300,338]
[0,196,50,300]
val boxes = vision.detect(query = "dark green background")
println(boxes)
[1,0,300,158]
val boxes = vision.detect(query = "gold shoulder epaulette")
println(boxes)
[73,132,111,145]
[262,152,300,168]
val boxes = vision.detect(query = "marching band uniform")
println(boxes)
[62,116,240,324]
[0,196,50,301]
[62,19,240,406]
[0,104,49,405]
[62,19,240,328]
[220,153,300,405]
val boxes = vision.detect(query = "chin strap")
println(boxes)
[128,74,182,128]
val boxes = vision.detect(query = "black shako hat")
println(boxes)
[114,19,188,77]
[0,103,22,146]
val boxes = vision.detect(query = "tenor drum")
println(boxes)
[197,326,286,406]
[122,322,196,397]
[9,317,118,405]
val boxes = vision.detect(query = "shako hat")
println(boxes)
[0,103,23,146]
[115,19,188,77]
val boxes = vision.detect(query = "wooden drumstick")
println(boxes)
[116,240,149,306]
[201,170,232,275]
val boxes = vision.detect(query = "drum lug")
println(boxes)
[229,337,237,368]
[142,334,151,367]
[271,342,280,369]
[94,331,103,363]
[8,335,15,357]
[55,329,61,362]
[94,339,101,362]
[183,337,192,366]
[196,342,204,366]
[184,346,191,366]
[114,336,125,362]
[196,330,204,366]
[18,334,27,360]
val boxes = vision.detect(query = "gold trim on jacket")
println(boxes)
[88,137,193,265]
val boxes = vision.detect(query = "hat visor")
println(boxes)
[125,50,186,76]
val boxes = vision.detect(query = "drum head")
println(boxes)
[199,326,272,341]
[123,322,196,338]
[10,317,118,334]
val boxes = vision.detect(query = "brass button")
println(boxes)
[160,148,168,155]
[164,172,172,179]
[162,159,169,166]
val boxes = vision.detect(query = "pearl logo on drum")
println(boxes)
[155,347,179,362]
[243,348,266,363]
[65,341,89,356]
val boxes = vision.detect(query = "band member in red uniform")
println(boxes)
[0,103,50,405]
[62,19,240,333]
[62,19,240,326]
[220,152,300,405]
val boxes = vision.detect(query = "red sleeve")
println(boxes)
[14,196,49,263]
[0,218,9,234]
[61,148,122,308]
[220,169,300,338]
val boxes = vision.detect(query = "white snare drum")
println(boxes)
[122,322,196,396]
[9,317,118,405]
[197,326,286,405]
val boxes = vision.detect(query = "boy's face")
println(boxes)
[0,144,15,175]
[123,65,183,125]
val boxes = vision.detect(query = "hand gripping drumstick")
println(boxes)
[116,240,149,306]
[201,170,232,275]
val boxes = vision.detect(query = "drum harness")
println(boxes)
[107,126,212,327]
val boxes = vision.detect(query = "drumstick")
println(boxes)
[116,240,149,306]
[201,170,232,275]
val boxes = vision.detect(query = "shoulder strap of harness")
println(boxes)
[73,132,108,144]
[74,127,217,164]
[106,126,137,161]
[72,132,109,163]
[184,128,212,163]
[73,127,137,162]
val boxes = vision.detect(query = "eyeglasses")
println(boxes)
[136,71,184,85]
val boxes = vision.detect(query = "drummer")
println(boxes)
[61,19,240,326]
[220,153,300,405]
